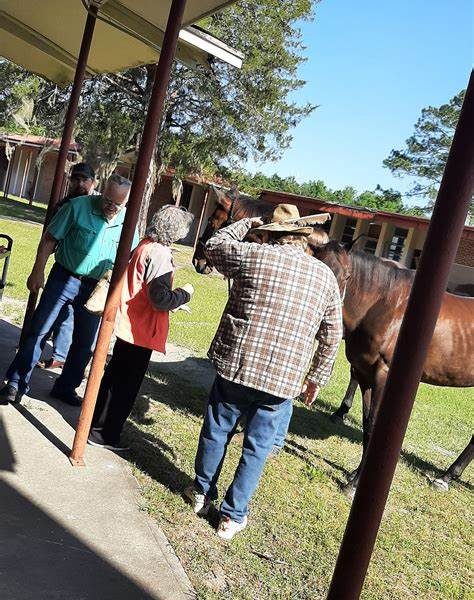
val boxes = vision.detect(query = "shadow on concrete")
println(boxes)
[0,480,165,600]
[0,318,81,433]
[0,403,169,600]
[0,413,15,472]
[13,402,71,457]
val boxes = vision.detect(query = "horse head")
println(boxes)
[311,241,352,299]
[192,187,238,274]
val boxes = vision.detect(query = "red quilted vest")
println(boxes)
[116,239,170,352]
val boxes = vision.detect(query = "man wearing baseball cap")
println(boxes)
[38,162,97,369]
[1,173,136,406]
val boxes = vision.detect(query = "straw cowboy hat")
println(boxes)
[253,204,331,235]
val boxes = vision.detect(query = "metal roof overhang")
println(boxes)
[0,0,242,86]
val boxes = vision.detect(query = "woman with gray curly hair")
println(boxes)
[88,205,194,450]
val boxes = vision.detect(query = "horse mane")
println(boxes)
[232,195,274,221]
[349,248,414,296]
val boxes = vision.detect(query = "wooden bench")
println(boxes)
[0,234,13,302]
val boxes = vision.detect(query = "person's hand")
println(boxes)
[301,379,320,407]
[27,268,45,293]
[250,217,264,228]
[171,303,191,314]
[181,283,194,296]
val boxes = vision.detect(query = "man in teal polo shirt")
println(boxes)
[1,174,138,406]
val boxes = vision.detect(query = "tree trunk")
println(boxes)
[137,154,164,237]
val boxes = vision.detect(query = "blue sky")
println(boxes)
[248,0,473,202]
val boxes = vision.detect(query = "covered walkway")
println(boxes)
[0,318,194,600]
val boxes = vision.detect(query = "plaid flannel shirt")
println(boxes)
[205,219,343,399]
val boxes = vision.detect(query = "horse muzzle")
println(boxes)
[192,257,213,275]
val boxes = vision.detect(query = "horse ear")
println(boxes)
[212,185,232,209]
[347,234,369,251]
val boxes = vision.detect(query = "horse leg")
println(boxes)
[343,367,387,500]
[432,435,474,491]
[343,383,371,499]
[330,367,358,423]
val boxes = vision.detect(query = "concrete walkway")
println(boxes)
[0,318,195,600]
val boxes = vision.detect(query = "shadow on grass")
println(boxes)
[401,449,474,493]
[284,438,352,479]
[125,419,194,495]
[141,362,363,445]
[0,195,46,224]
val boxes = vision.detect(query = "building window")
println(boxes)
[341,218,357,246]
[364,239,378,254]
[362,223,381,254]
[179,183,193,209]
[386,227,408,261]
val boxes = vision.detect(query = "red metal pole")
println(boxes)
[70,0,188,466]
[45,7,97,224]
[327,70,474,600]
[19,5,97,344]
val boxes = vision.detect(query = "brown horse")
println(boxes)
[330,256,410,424]
[192,190,273,274]
[313,242,474,496]
[192,190,328,272]
[192,193,474,494]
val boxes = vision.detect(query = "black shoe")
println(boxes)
[87,438,130,452]
[49,385,82,407]
[0,384,22,405]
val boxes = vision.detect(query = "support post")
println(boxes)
[3,145,16,199]
[12,147,23,196]
[327,71,474,600]
[32,159,42,201]
[19,5,98,345]
[70,0,188,466]
[193,187,210,251]
[20,150,31,200]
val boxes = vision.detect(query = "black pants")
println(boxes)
[90,338,152,445]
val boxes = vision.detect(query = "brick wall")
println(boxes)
[147,176,174,224]
[455,238,474,267]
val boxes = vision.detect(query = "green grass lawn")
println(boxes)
[0,199,472,599]
[0,195,49,322]
[128,349,473,600]
[0,192,47,224]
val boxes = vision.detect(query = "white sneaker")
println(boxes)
[216,515,248,540]
[183,485,212,516]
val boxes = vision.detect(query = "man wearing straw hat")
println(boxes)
[184,204,343,540]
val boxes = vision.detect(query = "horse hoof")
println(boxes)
[342,484,356,501]
[432,478,449,492]
[329,412,345,424]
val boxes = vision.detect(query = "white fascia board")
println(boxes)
[179,27,243,69]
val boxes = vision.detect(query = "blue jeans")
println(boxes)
[50,303,74,361]
[273,400,293,450]
[194,375,292,523]
[6,263,100,395]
